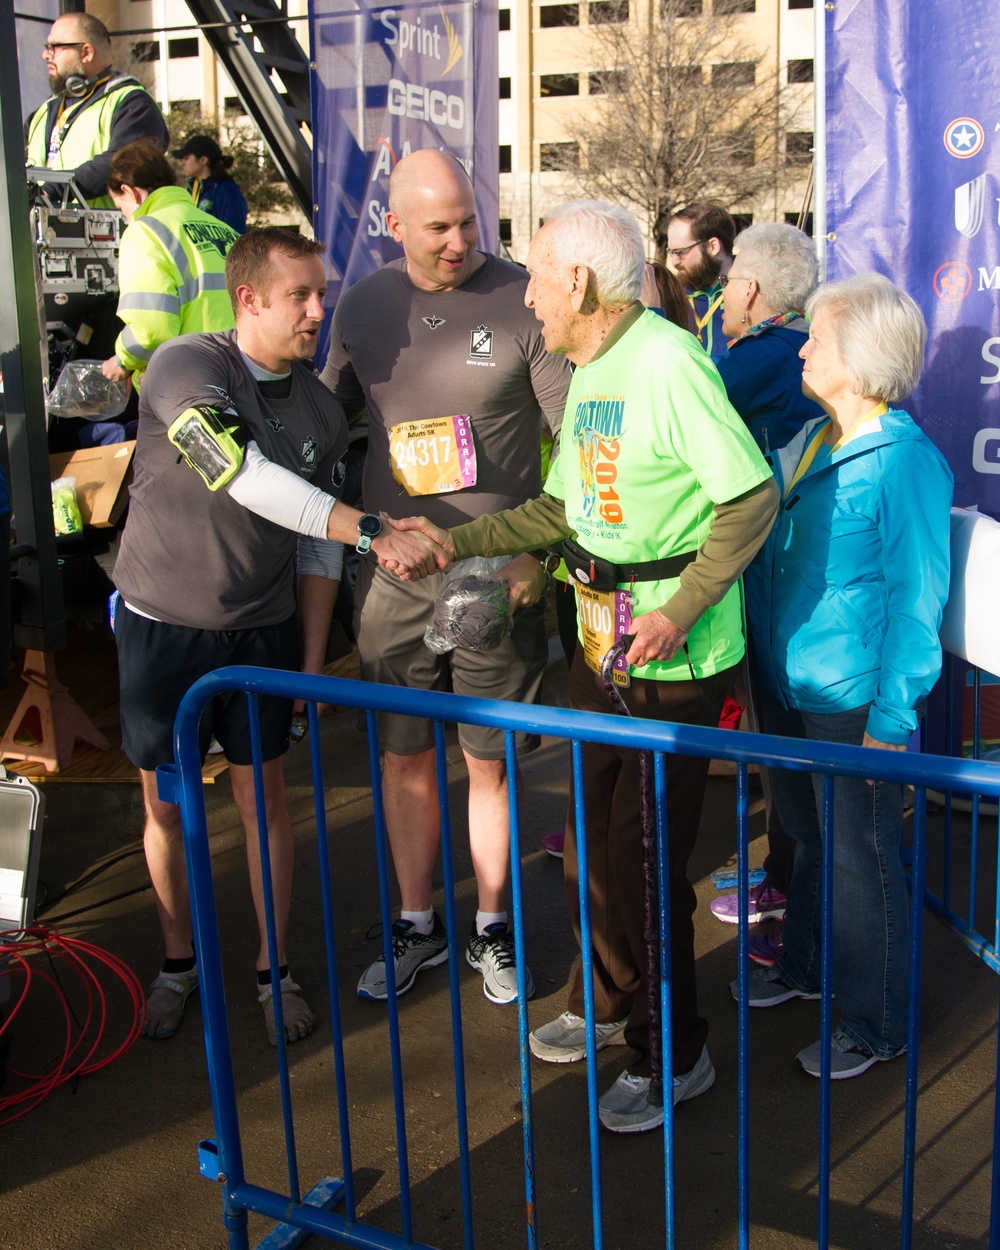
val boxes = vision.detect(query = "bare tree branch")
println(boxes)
[563,0,789,256]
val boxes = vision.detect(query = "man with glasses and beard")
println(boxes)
[664,202,736,356]
[26,11,168,210]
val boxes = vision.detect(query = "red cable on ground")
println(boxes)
[0,926,146,1124]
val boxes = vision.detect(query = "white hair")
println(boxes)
[806,273,927,403]
[541,200,645,307]
[732,222,817,313]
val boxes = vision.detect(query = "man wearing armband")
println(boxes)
[320,150,572,1007]
[113,227,445,1044]
[390,202,778,1131]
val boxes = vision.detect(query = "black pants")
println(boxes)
[563,650,736,1076]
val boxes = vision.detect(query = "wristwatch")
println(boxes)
[356,513,382,555]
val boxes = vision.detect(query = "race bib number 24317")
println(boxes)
[389,415,477,497]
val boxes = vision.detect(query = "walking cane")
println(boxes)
[599,635,664,1109]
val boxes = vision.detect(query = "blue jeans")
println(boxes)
[761,697,909,1058]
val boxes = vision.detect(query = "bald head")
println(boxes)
[45,12,113,88]
[388,149,473,219]
[385,149,482,291]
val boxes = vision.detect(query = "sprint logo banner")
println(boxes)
[309,0,499,366]
[824,0,1000,513]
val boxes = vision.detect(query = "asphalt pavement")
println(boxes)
[1,653,996,1250]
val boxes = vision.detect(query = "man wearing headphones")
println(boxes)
[25,12,168,210]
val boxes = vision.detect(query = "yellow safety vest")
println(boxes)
[114,185,238,384]
[25,74,149,210]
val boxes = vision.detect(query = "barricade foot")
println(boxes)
[255,1177,346,1250]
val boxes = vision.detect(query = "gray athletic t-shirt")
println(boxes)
[320,254,571,526]
[114,330,349,630]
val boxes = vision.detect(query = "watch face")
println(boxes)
[358,513,382,538]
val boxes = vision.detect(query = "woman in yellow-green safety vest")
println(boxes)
[101,139,238,389]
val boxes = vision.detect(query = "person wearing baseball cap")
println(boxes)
[174,133,247,234]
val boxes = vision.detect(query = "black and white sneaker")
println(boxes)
[357,914,449,1000]
[465,922,535,1005]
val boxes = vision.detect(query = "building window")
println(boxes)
[499,144,512,173]
[788,0,813,8]
[786,130,814,163]
[590,0,628,23]
[540,141,580,170]
[785,211,814,234]
[589,69,628,94]
[224,95,244,113]
[539,3,580,27]
[169,100,200,114]
[499,76,512,99]
[168,37,199,58]
[499,7,511,28]
[721,128,754,167]
[132,40,160,61]
[669,65,703,91]
[712,61,755,88]
[540,73,580,96]
[787,58,813,83]
[733,212,753,233]
[670,0,703,14]
[714,0,755,12]
[499,218,513,245]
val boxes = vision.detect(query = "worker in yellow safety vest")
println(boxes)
[25,12,168,210]
[101,141,238,389]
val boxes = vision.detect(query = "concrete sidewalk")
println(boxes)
[1,675,996,1250]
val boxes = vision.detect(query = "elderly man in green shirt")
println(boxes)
[390,199,778,1134]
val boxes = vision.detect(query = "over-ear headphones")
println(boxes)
[62,74,89,98]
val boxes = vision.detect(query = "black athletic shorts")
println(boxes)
[116,602,299,771]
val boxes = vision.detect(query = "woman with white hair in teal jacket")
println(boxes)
[738,273,953,1080]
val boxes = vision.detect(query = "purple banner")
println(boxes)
[824,2,1000,515]
[309,0,498,368]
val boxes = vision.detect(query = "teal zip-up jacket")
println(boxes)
[744,406,954,744]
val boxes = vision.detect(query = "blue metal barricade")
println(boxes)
[920,654,1000,974]
[158,665,1000,1250]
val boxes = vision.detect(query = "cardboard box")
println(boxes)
[48,440,135,528]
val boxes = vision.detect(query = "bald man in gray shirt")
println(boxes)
[321,150,571,1007]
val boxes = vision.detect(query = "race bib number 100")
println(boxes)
[389,415,478,497]
[576,583,633,686]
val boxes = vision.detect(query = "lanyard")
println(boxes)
[49,72,113,157]
[190,176,203,206]
[785,402,890,498]
[785,422,831,498]
[688,287,723,342]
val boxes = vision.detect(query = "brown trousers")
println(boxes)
[564,650,736,1076]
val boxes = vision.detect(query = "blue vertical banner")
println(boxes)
[309,0,498,366]
[824,2,1000,515]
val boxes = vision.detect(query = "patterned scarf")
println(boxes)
[727,308,804,350]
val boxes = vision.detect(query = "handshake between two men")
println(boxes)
[370,513,549,613]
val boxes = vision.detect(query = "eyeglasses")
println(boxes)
[719,273,751,289]
[665,240,705,261]
[43,42,85,55]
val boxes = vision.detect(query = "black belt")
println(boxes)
[558,537,697,592]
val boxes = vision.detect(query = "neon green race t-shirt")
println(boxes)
[545,309,771,681]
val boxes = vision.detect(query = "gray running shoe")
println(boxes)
[529,1011,628,1063]
[357,914,449,1000]
[598,1046,716,1133]
[797,1029,898,1080]
[731,965,821,1008]
[465,922,534,1005]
